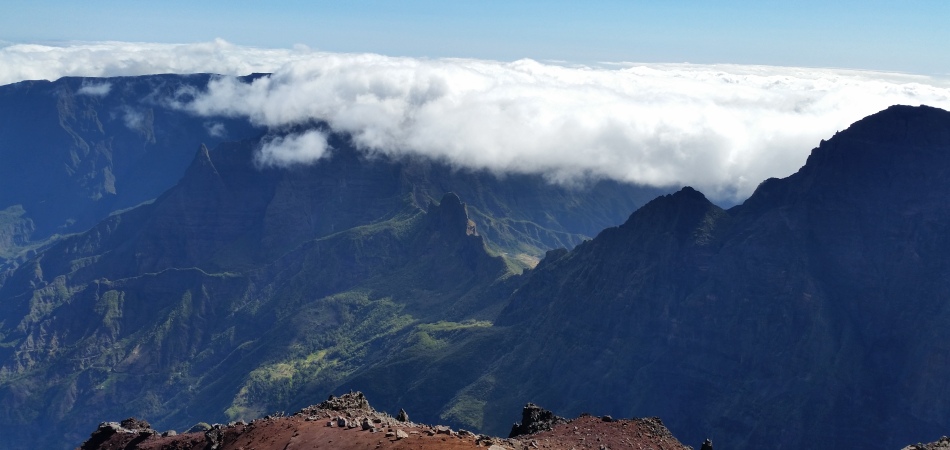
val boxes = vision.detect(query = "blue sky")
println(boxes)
[4,0,949,75]
[3,1,950,200]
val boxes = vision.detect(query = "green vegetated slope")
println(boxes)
[0,128,661,449]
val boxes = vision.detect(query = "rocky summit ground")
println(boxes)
[904,436,950,450]
[77,392,693,450]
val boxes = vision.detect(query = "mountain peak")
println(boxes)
[739,104,950,213]
[827,104,950,149]
[671,185,705,200]
[430,192,476,236]
[182,144,219,179]
[622,186,716,230]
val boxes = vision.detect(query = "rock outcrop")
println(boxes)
[79,418,156,450]
[904,436,950,450]
[508,403,567,438]
[315,391,373,412]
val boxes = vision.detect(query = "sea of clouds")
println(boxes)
[4,40,950,201]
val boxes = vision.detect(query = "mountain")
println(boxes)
[0,74,263,268]
[407,105,950,449]
[0,108,662,448]
[0,73,664,278]
[5,74,950,450]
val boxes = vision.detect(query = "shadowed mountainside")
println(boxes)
[415,105,950,449]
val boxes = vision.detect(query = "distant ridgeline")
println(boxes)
[0,74,663,449]
[0,74,264,270]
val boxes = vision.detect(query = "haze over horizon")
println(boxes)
[5,0,950,75]
[3,1,949,201]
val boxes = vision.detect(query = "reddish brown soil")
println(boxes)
[83,414,485,450]
[517,415,691,450]
[79,404,692,450]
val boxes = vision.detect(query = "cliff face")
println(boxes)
[457,105,950,449]
[0,75,263,245]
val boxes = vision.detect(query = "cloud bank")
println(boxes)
[5,40,950,200]
[184,54,950,200]
[0,39,307,86]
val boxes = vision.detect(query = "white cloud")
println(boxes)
[119,106,146,130]
[184,54,950,200]
[4,40,950,201]
[205,122,227,138]
[76,81,111,96]
[256,130,330,167]
[0,39,308,86]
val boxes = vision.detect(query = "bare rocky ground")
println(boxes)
[77,393,693,450]
[903,436,950,450]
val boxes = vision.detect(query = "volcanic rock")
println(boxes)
[509,403,568,438]
[317,391,373,412]
[120,418,152,432]
[904,436,950,450]
[77,394,690,450]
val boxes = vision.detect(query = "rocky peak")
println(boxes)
[803,105,950,182]
[182,144,220,180]
[624,186,711,220]
[836,104,950,147]
[429,192,477,237]
[739,104,950,214]
[619,186,723,243]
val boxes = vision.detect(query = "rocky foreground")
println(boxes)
[77,392,692,450]
[904,436,950,450]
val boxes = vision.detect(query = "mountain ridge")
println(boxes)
[441,104,950,448]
